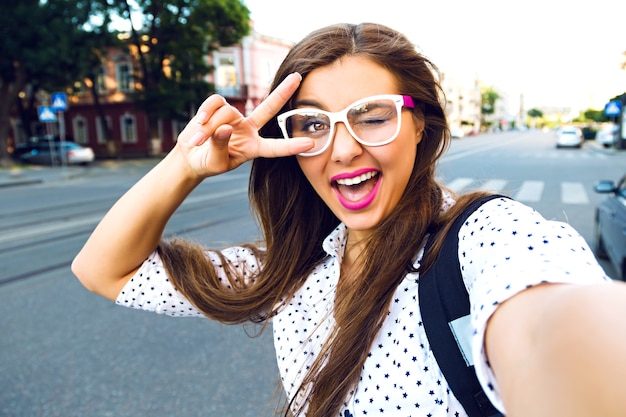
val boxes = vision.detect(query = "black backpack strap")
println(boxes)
[419,194,506,417]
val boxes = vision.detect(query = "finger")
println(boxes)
[256,137,314,158]
[211,125,233,150]
[246,73,302,129]
[186,102,242,147]
[179,95,227,145]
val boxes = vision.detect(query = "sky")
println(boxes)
[243,0,626,114]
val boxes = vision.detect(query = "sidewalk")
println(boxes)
[0,158,160,189]
[0,140,621,189]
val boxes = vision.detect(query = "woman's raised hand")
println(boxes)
[176,72,314,178]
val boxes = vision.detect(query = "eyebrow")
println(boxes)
[292,99,325,109]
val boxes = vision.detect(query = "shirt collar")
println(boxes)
[322,224,349,259]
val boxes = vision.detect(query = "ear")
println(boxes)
[413,119,425,146]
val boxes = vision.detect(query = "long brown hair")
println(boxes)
[159,22,490,417]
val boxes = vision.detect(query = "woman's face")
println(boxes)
[294,56,423,242]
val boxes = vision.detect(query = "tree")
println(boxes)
[480,87,500,130]
[583,109,607,123]
[526,108,544,129]
[0,0,251,166]
[113,0,251,143]
[0,0,108,166]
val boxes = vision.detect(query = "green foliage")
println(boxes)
[0,0,90,90]
[481,87,499,116]
[116,0,251,126]
[0,0,111,164]
[0,0,251,164]
[583,109,607,123]
[527,108,543,118]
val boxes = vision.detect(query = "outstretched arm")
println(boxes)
[486,281,626,417]
[72,73,313,300]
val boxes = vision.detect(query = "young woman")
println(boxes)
[73,23,626,417]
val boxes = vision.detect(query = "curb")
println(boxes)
[0,178,43,188]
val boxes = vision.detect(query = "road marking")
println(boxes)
[444,178,591,205]
[481,179,508,193]
[446,177,474,192]
[513,181,544,202]
[561,182,589,204]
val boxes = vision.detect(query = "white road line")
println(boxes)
[514,181,544,202]
[561,182,589,204]
[481,179,508,193]
[446,177,474,192]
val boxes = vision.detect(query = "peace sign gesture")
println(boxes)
[176,72,314,178]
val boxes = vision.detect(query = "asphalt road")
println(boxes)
[1,129,624,417]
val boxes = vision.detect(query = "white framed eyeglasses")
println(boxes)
[277,94,415,156]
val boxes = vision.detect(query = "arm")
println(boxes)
[486,281,626,417]
[72,73,313,301]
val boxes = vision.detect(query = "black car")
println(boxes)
[593,173,626,281]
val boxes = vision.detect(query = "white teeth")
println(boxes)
[335,171,377,186]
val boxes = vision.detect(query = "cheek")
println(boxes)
[296,156,326,190]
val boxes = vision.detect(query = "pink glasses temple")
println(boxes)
[403,95,415,109]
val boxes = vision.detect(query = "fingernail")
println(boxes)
[196,111,208,124]
[189,131,204,145]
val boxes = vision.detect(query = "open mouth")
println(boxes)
[332,171,381,210]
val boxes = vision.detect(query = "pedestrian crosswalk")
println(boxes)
[459,150,610,161]
[442,177,592,205]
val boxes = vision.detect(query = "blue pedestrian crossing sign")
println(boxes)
[604,100,622,117]
[38,106,57,123]
[51,92,68,112]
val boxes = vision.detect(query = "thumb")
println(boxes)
[212,125,233,150]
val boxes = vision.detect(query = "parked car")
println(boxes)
[450,126,465,139]
[13,141,95,166]
[555,126,583,148]
[581,125,597,140]
[595,123,618,148]
[593,173,626,281]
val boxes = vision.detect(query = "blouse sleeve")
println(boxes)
[115,246,261,318]
[458,197,612,411]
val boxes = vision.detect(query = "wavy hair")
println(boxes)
[159,22,490,417]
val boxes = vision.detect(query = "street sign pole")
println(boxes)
[604,98,625,150]
[37,105,58,166]
[51,92,69,170]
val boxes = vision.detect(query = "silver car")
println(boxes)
[14,141,95,166]
[596,124,618,148]
[594,173,626,281]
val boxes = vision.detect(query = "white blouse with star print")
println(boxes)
[116,196,611,416]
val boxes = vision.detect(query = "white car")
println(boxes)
[450,126,465,139]
[555,126,583,148]
[596,124,618,148]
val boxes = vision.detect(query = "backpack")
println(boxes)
[419,194,506,417]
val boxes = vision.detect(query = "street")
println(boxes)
[1,129,624,417]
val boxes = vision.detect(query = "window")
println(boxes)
[73,116,88,144]
[116,62,134,93]
[96,65,107,94]
[96,116,112,144]
[120,113,137,144]
[215,53,239,96]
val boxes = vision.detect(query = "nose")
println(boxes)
[330,122,363,163]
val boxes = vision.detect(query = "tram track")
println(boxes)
[0,186,250,287]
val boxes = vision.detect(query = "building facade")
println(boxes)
[16,30,293,159]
